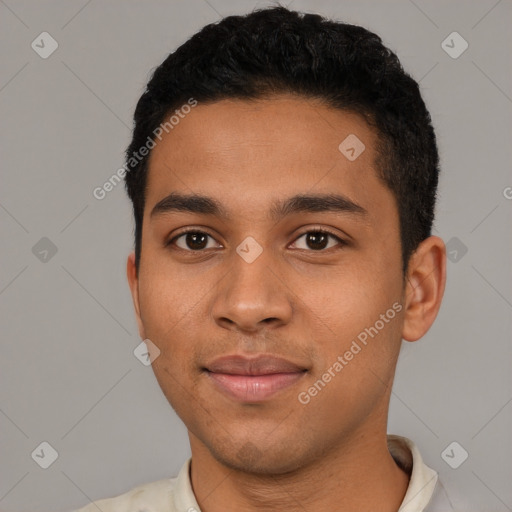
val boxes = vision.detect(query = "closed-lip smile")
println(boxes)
[204,354,307,402]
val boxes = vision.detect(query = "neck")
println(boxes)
[188,427,410,512]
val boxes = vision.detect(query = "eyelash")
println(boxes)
[166,227,346,252]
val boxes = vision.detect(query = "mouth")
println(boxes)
[204,354,308,403]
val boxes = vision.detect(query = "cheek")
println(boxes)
[291,256,402,339]
[293,254,404,392]
[136,266,208,385]
[298,303,403,431]
[139,255,206,329]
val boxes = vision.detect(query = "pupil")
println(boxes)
[184,232,329,251]
[187,232,207,250]
[307,232,328,250]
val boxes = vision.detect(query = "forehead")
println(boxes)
[149,95,375,165]
[144,95,392,220]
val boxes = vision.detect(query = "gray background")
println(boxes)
[1,0,511,510]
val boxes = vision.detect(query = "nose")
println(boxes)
[211,245,293,333]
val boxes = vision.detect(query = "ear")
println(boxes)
[402,236,446,342]
[127,252,146,340]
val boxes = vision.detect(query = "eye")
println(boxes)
[167,228,345,252]
[290,229,345,251]
[171,230,221,251]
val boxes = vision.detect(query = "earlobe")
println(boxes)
[402,236,446,342]
[126,252,146,340]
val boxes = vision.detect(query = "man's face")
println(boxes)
[128,95,407,474]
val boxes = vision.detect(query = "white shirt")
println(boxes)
[72,435,455,511]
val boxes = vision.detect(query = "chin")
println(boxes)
[204,435,319,476]
[217,451,301,476]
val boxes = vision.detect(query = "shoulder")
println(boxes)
[71,476,177,512]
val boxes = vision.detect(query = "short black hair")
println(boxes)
[124,5,439,276]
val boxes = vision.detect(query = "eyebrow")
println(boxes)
[150,192,367,221]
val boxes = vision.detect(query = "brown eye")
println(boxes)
[291,230,344,251]
[173,231,219,251]
[306,232,328,250]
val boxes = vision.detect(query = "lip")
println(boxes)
[204,355,307,402]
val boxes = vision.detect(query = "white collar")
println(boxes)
[387,435,439,511]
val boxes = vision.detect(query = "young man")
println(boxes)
[75,6,450,511]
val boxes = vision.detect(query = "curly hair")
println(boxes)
[124,5,439,275]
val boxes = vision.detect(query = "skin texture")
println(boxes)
[127,95,446,512]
